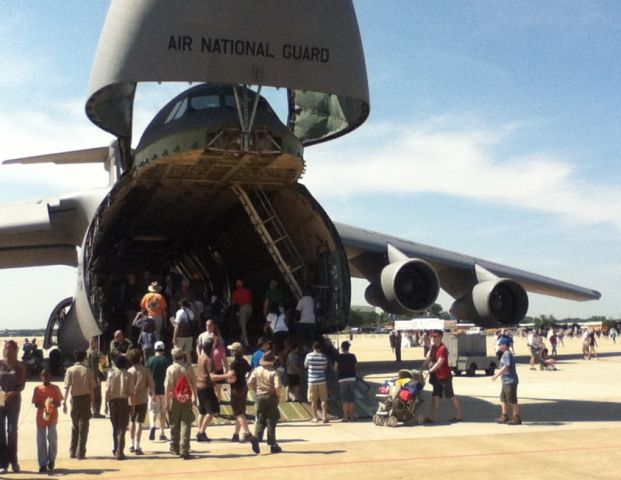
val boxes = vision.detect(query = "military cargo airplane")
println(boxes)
[0,0,600,354]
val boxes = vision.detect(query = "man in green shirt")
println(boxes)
[263,279,284,316]
[146,341,171,441]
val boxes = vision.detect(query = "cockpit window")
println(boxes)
[191,95,221,110]
[164,98,188,124]
[224,95,236,109]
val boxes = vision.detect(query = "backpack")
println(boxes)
[172,374,192,404]
[149,297,160,309]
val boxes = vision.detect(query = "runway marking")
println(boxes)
[106,443,621,479]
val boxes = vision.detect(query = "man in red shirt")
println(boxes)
[232,279,253,347]
[422,330,463,423]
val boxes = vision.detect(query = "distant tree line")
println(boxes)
[2,329,46,338]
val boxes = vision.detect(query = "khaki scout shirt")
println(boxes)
[106,367,135,400]
[128,364,155,405]
[64,362,96,397]
[248,365,281,397]
[165,361,197,394]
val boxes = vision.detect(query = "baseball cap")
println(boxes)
[498,337,512,346]
[154,341,165,351]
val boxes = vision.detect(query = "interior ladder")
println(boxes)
[231,185,304,300]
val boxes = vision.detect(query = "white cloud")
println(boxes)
[303,118,621,232]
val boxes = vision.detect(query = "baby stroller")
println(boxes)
[539,348,557,371]
[373,369,425,427]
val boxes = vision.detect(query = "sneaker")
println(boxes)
[449,417,463,423]
[149,427,156,441]
[196,432,210,442]
[181,453,192,460]
[231,433,240,442]
[48,462,55,471]
[251,437,260,454]
[40,466,48,473]
[11,463,20,473]
[496,415,509,424]
[159,433,168,441]
[169,448,180,456]
[135,448,144,455]
[242,433,253,443]
[508,415,522,425]
[116,453,126,461]
[270,444,282,454]
[69,452,76,459]
[0,468,7,475]
[129,446,135,453]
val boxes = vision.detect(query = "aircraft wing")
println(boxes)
[335,222,601,303]
[0,190,108,269]
[0,146,118,269]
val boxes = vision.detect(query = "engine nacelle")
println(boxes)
[365,259,440,315]
[450,279,528,328]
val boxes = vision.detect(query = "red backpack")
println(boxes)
[172,375,192,403]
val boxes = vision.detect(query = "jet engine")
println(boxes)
[450,278,528,328]
[365,257,440,315]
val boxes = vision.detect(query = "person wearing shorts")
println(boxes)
[423,330,463,423]
[146,342,171,441]
[195,340,232,442]
[336,341,357,421]
[492,337,521,425]
[227,342,255,443]
[127,348,155,455]
[304,341,329,423]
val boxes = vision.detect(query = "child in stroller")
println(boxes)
[373,369,425,427]
[539,348,557,371]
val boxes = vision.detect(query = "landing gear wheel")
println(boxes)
[453,368,462,376]
[373,415,386,426]
[485,364,496,376]
[386,416,399,427]
[466,363,477,377]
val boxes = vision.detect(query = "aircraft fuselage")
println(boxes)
[56,84,351,353]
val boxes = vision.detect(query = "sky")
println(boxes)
[1,1,620,329]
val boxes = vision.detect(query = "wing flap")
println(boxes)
[0,190,108,270]
[0,200,54,233]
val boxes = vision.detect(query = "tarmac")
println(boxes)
[3,333,621,480]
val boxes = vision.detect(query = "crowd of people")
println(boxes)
[1,303,618,474]
[95,271,321,365]
[0,322,356,473]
